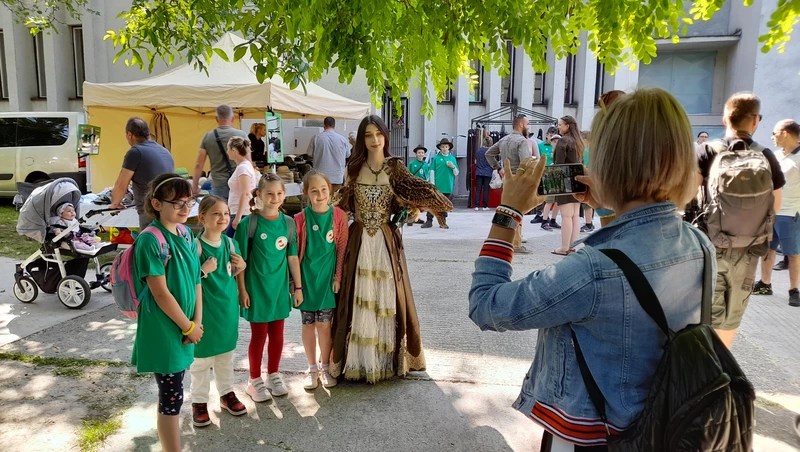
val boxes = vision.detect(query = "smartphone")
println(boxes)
[537,163,587,196]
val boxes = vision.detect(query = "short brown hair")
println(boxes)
[777,119,800,137]
[591,88,697,209]
[724,92,761,129]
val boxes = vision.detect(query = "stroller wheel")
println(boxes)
[99,262,113,293]
[57,276,91,309]
[13,276,38,303]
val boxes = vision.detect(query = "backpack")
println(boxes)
[572,245,755,451]
[110,224,190,319]
[702,138,774,255]
[245,212,296,260]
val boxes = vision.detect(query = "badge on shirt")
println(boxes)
[276,236,288,250]
[227,262,232,276]
[312,225,319,231]
[260,233,267,240]
[326,230,335,243]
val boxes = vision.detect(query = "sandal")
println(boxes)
[551,249,570,256]
[568,249,577,254]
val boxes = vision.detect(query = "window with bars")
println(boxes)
[500,39,516,104]
[469,60,483,103]
[0,31,8,99]
[33,33,47,98]
[533,53,546,105]
[594,61,606,105]
[72,26,85,97]
[564,54,576,105]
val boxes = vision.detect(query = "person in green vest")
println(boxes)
[294,171,349,390]
[131,174,203,452]
[407,145,430,225]
[189,195,249,428]
[422,138,459,228]
[234,173,303,403]
[537,126,558,165]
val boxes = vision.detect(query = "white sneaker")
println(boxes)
[246,377,272,402]
[303,368,319,390]
[474,207,479,211]
[267,372,289,396]
[482,207,489,211]
[319,368,337,388]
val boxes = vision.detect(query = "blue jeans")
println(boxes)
[210,185,230,199]
[770,213,800,255]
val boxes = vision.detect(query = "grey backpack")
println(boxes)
[703,138,774,255]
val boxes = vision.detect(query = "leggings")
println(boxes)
[248,320,285,378]
[154,371,185,415]
[475,175,491,208]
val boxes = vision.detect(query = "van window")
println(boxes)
[16,117,69,147]
[0,118,16,147]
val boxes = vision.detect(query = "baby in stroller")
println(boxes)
[50,202,101,253]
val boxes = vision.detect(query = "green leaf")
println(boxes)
[213,47,230,62]
[233,46,247,62]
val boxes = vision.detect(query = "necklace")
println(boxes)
[366,161,385,182]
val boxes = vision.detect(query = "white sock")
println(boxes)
[308,364,318,372]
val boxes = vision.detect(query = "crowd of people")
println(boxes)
[115,112,452,451]
[107,84,800,451]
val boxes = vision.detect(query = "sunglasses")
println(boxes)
[753,114,763,121]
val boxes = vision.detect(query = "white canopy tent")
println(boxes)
[81,32,370,191]
[83,32,371,119]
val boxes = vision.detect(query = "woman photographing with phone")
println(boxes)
[552,115,585,255]
[469,88,713,451]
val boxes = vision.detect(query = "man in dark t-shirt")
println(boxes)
[694,93,785,350]
[110,117,175,229]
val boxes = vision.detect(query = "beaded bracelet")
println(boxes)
[496,206,523,224]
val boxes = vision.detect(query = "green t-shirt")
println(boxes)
[539,142,554,165]
[408,159,429,180]
[431,153,457,194]
[234,213,298,323]
[131,220,200,374]
[298,207,337,312]
[194,234,241,358]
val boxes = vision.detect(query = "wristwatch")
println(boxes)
[492,212,520,230]
[200,269,208,279]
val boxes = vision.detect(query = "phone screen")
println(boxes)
[537,164,587,196]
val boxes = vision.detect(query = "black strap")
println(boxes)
[214,129,234,176]
[571,242,713,428]
[246,212,258,260]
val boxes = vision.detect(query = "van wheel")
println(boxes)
[57,276,91,309]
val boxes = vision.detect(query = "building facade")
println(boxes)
[1,0,797,196]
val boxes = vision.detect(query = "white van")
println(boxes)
[0,112,88,197]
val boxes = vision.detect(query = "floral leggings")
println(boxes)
[154,371,185,415]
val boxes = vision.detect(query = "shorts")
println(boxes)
[712,249,757,330]
[769,214,800,255]
[154,371,185,415]
[545,196,556,204]
[301,308,334,325]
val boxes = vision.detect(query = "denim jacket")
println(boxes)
[469,203,715,434]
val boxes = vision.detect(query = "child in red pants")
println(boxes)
[234,174,303,401]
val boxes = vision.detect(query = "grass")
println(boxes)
[0,352,131,378]
[0,204,41,259]
[78,418,123,452]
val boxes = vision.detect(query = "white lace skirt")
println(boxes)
[343,228,397,383]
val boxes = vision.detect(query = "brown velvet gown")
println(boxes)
[330,158,452,382]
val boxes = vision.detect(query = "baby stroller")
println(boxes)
[14,178,119,309]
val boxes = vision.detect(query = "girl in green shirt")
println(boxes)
[294,171,349,390]
[189,195,248,427]
[132,173,202,452]
[234,173,303,403]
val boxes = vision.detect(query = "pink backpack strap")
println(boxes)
[141,225,171,265]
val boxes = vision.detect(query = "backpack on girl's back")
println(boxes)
[188,195,248,428]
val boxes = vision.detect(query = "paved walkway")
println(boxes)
[1,209,799,451]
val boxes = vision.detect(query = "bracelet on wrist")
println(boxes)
[182,321,195,336]
[498,204,523,218]
[496,206,523,224]
[294,287,303,291]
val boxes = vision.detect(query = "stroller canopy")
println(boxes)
[17,178,82,243]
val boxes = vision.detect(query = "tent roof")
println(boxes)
[83,33,371,120]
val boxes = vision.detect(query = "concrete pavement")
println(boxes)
[1,209,799,451]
